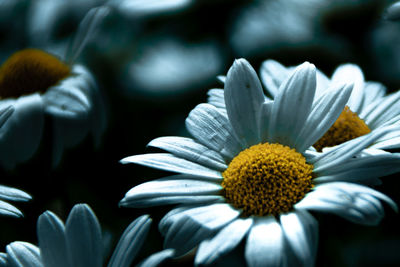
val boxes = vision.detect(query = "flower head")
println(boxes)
[0,7,108,169]
[260,59,400,152]
[120,58,399,266]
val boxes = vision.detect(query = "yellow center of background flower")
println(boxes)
[313,106,371,151]
[222,143,313,216]
[0,49,70,99]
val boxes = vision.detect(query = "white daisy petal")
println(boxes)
[6,242,42,267]
[37,211,69,267]
[360,91,400,128]
[371,136,400,150]
[71,65,107,148]
[65,6,110,65]
[207,88,225,109]
[360,82,386,110]
[268,62,316,150]
[368,95,400,129]
[311,126,400,173]
[45,65,106,167]
[0,253,7,266]
[177,203,240,229]
[376,113,400,129]
[224,58,264,147]
[44,65,94,115]
[159,205,195,234]
[120,153,222,179]
[259,60,330,100]
[259,59,290,98]
[42,89,88,120]
[295,83,353,152]
[314,153,400,184]
[65,204,103,267]
[147,136,227,171]
[0,200,23,218]
[121,195,223,208]
[43,82,90,119]
[108,215,152,267]
[280,210,318,267]
[296,182,397,226]
[163,216,212,256]
[163,204,240,256]
[195,218,253,266]
[186,103,242,160]
[0,94,44,170]
[123,177,222,198]
[331,64,365,114]
[245,216,284,267]
[258,100,274,142]
[120,177,222,207]
[136,249,174,267]
[217,75,226,83]
[0,105,14,128]
[0,185,31,202]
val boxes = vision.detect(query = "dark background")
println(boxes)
[1,0,400,266]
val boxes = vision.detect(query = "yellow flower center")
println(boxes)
[222,143,313,216]
[0,49,70,99]
[313,106,371,151]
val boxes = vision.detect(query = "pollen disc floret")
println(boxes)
[313,106,371,151]
[0,49,70,99]
[222,142,313,217]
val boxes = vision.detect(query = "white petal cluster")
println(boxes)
[0,185,31,218]
[1,204,173,267]
[260,59,400,150]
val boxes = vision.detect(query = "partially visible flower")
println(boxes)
[1,204,174,267]
[260,59,400,152]
[120,59,399,266]
[121,37,225,98]
[0,181,31,218]
[0,7,108,169]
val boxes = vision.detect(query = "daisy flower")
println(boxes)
[0,7,108,169]
[120,59,399,266]
[0,181,31,218]
[0,204,174,267]
[260,59,400,152]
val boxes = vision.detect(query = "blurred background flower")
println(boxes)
[120,37,225,98]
